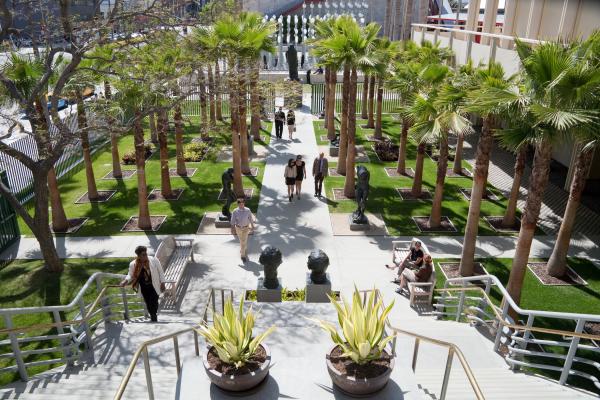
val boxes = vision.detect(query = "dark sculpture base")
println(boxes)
[349,214,370,231]
[329,145,339,157]
[257,277,282,303]
[306,273,331,303]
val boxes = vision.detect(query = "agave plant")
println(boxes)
[315,288,395,365]
[196,298,275,368]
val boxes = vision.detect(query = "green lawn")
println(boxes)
[434,257,600,394]
[316,115,513,236]
[17,118,272,237]
[0,259,130,385]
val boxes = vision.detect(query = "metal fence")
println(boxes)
[0,110,108,204]
[179,85,276,119]
[0,170,19,255]
[310,83,403,115]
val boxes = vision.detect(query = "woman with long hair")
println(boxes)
[284,158,297,202]
[295,155,307,199]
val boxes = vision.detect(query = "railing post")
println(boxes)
[120,286,130,320]
[489,37,498,63]
[494,301,510,352]
[53,310,73,366]
[433,28,439,44]
[173,336,181,376]
[466,33,473,63]
[512,314,535,371]
[194,330,200,357]
[440,348,455,400]
[96,276,111,321]
[142,347,155,400]
[411,338,420,372]
[456,289,466,322]
[559,319,585,385]
[78,297,93,351]
[3,315,28,381]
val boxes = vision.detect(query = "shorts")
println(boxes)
[402,269,416,282]
[286,177,296,186]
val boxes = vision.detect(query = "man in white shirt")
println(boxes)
[230,197,256,262]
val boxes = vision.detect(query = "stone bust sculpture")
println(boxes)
[307,249,329,284]
[352,165,370,224]
[259,246,282,289]
[220,168,236,220]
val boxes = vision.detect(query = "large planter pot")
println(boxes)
[202,344,271,392]
[326,345,394,397]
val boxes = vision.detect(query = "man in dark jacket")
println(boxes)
[274,107,285,139]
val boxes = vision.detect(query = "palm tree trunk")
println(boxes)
[174,105,187,176]
[502,147,527,227]
[149,112,158,144]
[344,67,358,198]
[327,67,337,140]
[105,81,122,178]
[238,65,251,175]
[215,61,223,121]
[229,60,244,196]
[337,64,351,176]
[134,111,152,230]
[76,92,98,201]
[429,136,449,228]
[361,75,369,120]
[459,117,494,276]
[453,132,465,174]
[384,0,392,36]
[158,110,173,198]
[411,142,426,196]
[366,75,376,128]
[199,69,209,139]
[397,118,409,174]
[32,173,63,272]
[208,64,217,125]
[373,76,384,139]
[507,139,553,306]
[250,61,261,140]
[546,146,593,277]
[48,167,68,232]
[324,66,330,125]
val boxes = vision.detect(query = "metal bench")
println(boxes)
[154,236,194,297]
[391,239,436,307]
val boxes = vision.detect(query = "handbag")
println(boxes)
[294,126,297,132]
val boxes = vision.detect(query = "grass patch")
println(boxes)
[434,258,600,395]
[316,115,528,236]
[17,118,272,237]
[0,258,129,385]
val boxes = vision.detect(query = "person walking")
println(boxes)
[295,155,307,199]
[274,107,285,139]
[231,197,256,262]
[284,158,297,202]
[286,109,296,140]
[121,246,166,322]
[312,152,329,197]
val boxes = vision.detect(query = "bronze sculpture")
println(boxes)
[219,168,236,221]
[352,165,370,225]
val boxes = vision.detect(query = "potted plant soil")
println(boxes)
[196,298,275,392]
[314,288,396,396]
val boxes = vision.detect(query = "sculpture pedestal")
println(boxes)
[329,145,339,157]
[257,277,282,302]
[214,213,231,228]
[348,214,370,231]
[306,273,331,303]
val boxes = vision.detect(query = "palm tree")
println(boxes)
[149,112,158,143]
[207,64,217,125]
[215,61,224,121]
[361,74,369,119]
[407,66,471,228]
[372,38,399,140]
[502,146,527,228]
[89,45,122,178]
[546,33,600,278]
[198,67,209,139]
[157,109,173,198]
[366,75,376,129]
[458,63,517,276]
[501,39,596,304]
[174,104,187,176]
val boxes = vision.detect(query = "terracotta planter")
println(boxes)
[202,344,271,392]
[326,345,394,396]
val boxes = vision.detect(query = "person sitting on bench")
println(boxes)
[396,254,434,294]
[386,241,424,282]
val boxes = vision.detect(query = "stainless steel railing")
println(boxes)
[434,274,600,390]
[0,272,143,381]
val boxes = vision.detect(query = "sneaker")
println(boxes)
[314,193,318,197]
[241,256,247,262]
[289,195,292,202]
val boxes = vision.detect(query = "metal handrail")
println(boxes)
[114,288,233,400]
[411,23,543,45]
[362,289,484,400]
[387,325,485,400]
[434,274,600,388]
